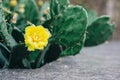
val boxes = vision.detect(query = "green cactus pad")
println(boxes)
[20,0,39,24]
[53,6,88,56]
[50,0,70,18]
[85,16,115,46]
[0,2,17,48]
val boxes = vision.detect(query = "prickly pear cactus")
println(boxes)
[0,0,115,69]
[50,0,70,18]
[18,0,39,24]
[0,2,17,49]
[85,16,115,46]
[0,1,17,68]
[54,6,87,56]
[44,0,88,58]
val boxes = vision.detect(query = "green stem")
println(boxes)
[35,44,50,68]
[0,1,17,49]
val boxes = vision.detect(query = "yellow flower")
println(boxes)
[24,25,51,51]
[38,0,43,7]
[10,0,17,7]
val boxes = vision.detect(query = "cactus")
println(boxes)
[54,6,87,56]
[43,0,88,62]
[85,16,115,46]
[0,1,17,68]
[50,0,70,19]
[12,27,24,43]
[0,1,17,49]
[19,0,39,24]
[0,0,115,69]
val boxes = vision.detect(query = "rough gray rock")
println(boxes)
[0,41,120,80]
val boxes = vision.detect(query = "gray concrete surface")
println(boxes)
[0,41,120,80]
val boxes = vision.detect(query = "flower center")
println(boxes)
[32,34,41,42]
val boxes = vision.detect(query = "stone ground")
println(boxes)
[0,41,120,80]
